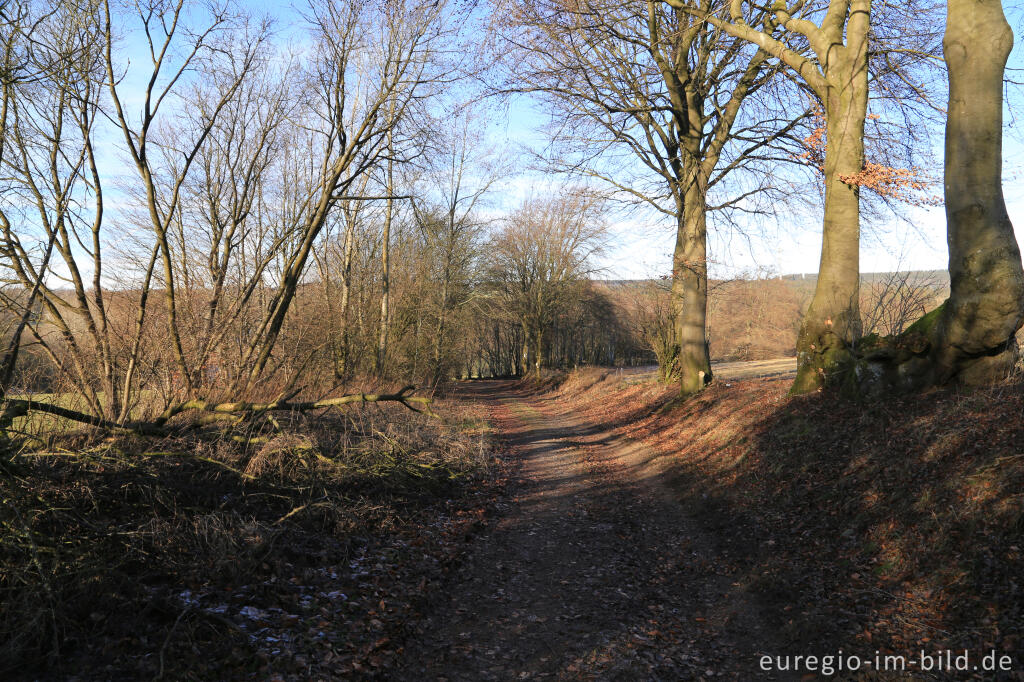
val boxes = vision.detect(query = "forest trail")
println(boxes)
[621,357,797,384]
[394,381,784,680]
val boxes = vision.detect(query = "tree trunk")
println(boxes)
[432,276,450,383]
[337,206,356,378]
[376,134,394,375]
[535,329,544,379]
[0,235,57,404]
[792,60,868,393]
[521,333,530,378]
[672,172,712,395]
[930,0,1024,384]
[854,0,1024,393]
[412,309,422,379]
[493,324,501,377]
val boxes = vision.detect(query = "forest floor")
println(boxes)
[393,371,1024,680]
[5,368,1024,679]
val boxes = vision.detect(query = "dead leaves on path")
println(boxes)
[543,369,1024,671]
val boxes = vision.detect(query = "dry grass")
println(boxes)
[0,393,495,679]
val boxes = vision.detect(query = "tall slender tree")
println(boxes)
[661,0,872,393]
[497,0,804,394]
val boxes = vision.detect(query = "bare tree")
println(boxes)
[662,0,945,394]
[625,278,678,381]
[860,270,944,338]
[0,0,461,431]
[484,192,606,378]
[496,0,812,394]
[0,0,114,418]
[412,105,499,383]
[665,0,872,394]
[101,0,270,407]
[232,0,454,393]
[0,0,64,403]
[1,0,275,422]
[1,0,278,424]
[376,106,397,375]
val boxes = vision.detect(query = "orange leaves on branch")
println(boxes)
[797,116,827,168]
[838,163,942,207]
[797,109,941,207]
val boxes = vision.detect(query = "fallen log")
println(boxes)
[0,385,437,437]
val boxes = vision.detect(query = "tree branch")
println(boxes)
[1,386,438,436]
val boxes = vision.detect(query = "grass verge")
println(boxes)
[1,392,500,680]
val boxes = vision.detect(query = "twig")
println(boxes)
[138,452,255,480]
[274,498,332,525]
[157,606,191,680]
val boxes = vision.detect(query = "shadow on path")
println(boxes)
[394,381,786,680]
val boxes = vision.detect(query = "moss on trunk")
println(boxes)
[849,0,1024,395]
[791,15,869,395]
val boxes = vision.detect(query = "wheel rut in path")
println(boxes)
[395,380,783,680]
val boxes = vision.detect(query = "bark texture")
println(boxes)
[791,2,870,394]
[854,0,1024,392]
[932,0,1024,383]
[672,173,713,394]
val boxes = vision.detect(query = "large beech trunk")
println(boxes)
[931,0,1024,383]
[855,0,1024,392]
[792,87,867,393]
[672,172,712,395]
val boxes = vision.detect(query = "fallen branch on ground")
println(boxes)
[0,385,437,437]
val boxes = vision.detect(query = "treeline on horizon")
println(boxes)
[3,0,1024,433]
[6,267,952,394]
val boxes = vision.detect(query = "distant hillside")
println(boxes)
[598,270,951,288]
[779,270,950,288]
[595,272,951,363]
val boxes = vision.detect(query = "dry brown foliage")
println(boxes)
[0,394,496,678]
[545,368,1024,666]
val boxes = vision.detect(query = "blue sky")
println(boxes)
[493,99,960,281]
[99,0,1024,282]
[485,5,1024,281]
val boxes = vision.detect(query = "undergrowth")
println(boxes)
[0,395,495,679]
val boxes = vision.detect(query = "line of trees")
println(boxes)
[495,0,1024,396]
[2,0,1023,432]
[658,0,1024,394]
[0,0,471,426]
[0,0,647,429]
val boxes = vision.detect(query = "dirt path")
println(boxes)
[394,381,785,680]
[622,358,797,384]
